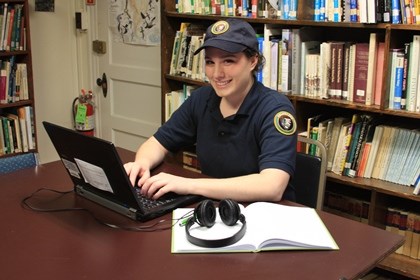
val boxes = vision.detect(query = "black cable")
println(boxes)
[21,187,192,232]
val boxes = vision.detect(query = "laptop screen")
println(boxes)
[43,121,143,210]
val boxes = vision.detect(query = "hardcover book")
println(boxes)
[365,33,377,106]
[171,202,339,253]
[374,42,385,106]
[352,43,369,104]
[406,36,419,112]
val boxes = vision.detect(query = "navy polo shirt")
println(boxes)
[154,81,297,200]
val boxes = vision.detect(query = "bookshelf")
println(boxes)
[0,0,37,158]
[160,0,420,277]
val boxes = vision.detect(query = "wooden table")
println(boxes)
[0,148,404,280]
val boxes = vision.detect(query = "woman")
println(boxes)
[124,18,297,202]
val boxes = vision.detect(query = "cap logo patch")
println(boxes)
[211,21,229,35]
[274,111,296,136]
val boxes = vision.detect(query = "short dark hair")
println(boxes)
[243,48,265,77]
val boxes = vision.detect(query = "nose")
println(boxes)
[213,62,224,78]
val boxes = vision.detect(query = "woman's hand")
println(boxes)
[124,161,151,188]
[140,172,193,199]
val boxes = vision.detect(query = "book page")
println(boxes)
[242,202,338,250]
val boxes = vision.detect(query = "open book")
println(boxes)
[171,202,339,253]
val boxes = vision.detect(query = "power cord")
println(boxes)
[21,187,192,232]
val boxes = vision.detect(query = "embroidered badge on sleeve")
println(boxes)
[274,111,296,136]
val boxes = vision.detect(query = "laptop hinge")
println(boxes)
[76,185,139,220]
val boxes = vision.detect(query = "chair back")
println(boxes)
[291,136,327,210]
[0,153,39,174]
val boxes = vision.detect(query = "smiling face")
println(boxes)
[204,47,258,103]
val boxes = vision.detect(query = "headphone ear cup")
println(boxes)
[194,200,216,228]
[219,199,240,226]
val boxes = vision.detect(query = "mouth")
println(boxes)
[214,79,231,88]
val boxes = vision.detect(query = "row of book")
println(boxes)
[164,84,197,121]
[386,207,420,260]
[0,57,29,104]
[325,190,420,260]
[183,150,202,173]
[176,0,298,19]
[174,0,420,23]
[388,36,420,112]
[169,23,207,81]
[169,23,420,112]
[0,106,35,156]
[304,113,420,193]
[317,0,420,23]
[324,190,370,223]
[262,28,420,112]
[0,3,26,52]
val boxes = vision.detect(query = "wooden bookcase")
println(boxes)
[0,0,37,159]
[160,0,420,277]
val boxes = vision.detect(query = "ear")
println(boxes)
[249,54,258,72]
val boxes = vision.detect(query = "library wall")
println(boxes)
[29,0,86,163]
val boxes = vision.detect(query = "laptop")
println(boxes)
[43,121,201,222]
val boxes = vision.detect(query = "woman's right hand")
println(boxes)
[124,161,151,188]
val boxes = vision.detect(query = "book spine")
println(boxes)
[315,0,321,21]
[288,0,297,19]
[367,0,377,22]
[376,0,385,22]
[251,0,258,17]
[374,43,385,106]
[350,0,358,21]
[383,0,392,22]
[393,53,405,109]
[365,33,378,106]
[407,36,419,112]
[291,29,301,94]
[391,0,402,23]
[270,37,280,90]
[333,0,341,21]
[348,116,372,177]
[257,36,264,83]
[353,43,369,104]
[342,43,350,100]
[336,42,344,99]
[359,0,368,22]
[329,42,337,99]
[320,0,326,20]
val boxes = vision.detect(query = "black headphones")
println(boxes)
[185,199,246,248]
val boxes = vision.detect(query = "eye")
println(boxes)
[223,58,236,65]
[205,60,214,65]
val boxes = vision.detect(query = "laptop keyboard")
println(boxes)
[134,188,177,210]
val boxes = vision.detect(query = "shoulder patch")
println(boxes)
[273,111,296,136]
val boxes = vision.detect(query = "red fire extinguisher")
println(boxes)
[73,89,95,136]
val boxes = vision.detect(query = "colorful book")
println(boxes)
[331,121,351,175]
[401,42,410,110]
[356,122,378,177]
[392,52,405,110]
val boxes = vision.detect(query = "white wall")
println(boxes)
[29,0,88,163]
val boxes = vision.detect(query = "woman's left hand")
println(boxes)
[140,172,193,200]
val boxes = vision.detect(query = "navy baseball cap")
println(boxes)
[194,19,259,55]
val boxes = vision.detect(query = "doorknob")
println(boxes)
[96,73,108,98]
